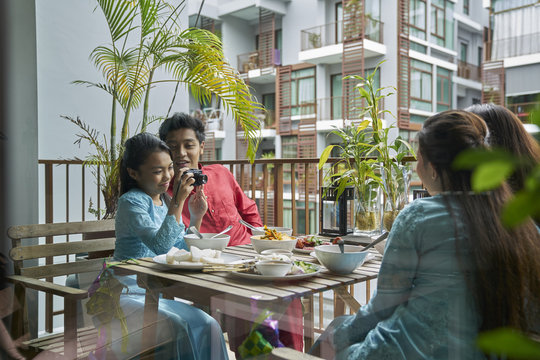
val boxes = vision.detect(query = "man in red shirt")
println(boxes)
[159,112,262,246]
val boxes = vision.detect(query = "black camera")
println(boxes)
[186,169,208,186]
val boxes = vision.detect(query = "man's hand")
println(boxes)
[189,185,208,219]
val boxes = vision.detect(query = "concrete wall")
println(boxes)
[2,0,40,337]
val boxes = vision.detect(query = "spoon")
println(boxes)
[332,237,345,254]
[189,226,203,239]
[238,219,259,232]
[211,225,233,238]
[361,232,389,252]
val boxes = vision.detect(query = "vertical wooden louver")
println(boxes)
[200,16,215,33]
[397,0,411,129]
[201,132,216,161]
[482,60,505,105]
[341,0,365,124]
[259,9,275,69]
[297,123,318,200]
[277,65,293,135]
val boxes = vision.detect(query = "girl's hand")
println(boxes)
[172,167,194,207]
[189,185,208,219]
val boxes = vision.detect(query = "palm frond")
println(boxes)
[96,0,138,42]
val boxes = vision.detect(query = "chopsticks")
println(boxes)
[202,262,255,273]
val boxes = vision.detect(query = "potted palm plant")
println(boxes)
[66,0,262,218]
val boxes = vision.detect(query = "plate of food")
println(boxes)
[153,246,242,270]
[230,260,322,281]
[294,235,332,253]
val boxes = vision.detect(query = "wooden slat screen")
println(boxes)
[277,65,293,135]
[397,0,411,129]
[481,60,505,105]
[258,8,275,69]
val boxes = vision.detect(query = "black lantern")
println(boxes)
[319,186,354,236]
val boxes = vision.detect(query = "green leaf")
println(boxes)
[319,145,336,170]
[476,328,540,359]
[471,161,515,192]
[502,190,540,228]
[454,148,515,170]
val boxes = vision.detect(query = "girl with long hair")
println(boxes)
[311,110,540,359]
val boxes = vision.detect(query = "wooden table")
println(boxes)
[113,245,382,355]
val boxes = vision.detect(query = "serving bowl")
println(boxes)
[251,235,297,253]
[260,249,293,258]
[251,226,293,236]
[184,233,230,251]
[255,260,292,277]
[314,244,369,274]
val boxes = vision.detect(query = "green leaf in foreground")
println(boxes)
[502,189,540,227]
[471,161,515,192]
[476,328,540,359]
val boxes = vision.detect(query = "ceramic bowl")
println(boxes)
[251,235,297,254]
[251,226,293,236]
[255,260,292,277]
[184,233,230,251]
[314,244,369,274]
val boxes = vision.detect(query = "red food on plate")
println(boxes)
[296,238,305,249]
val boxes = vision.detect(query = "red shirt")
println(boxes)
[167,164,263,246]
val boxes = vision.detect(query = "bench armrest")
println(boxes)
[7,275,89,299]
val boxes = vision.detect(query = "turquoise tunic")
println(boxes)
[331,195,485,359]
[109,188,228,360]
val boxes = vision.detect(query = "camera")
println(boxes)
[186,169,208,186]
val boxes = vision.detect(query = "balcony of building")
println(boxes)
[298,18,386,65]
[237,49,281,84]
[191,108,226,139]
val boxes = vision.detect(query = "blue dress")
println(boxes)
[107,188,229,360]
[323,195,485,360]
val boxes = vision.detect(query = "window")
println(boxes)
[262,93,276,128]
[331,74,342,120]
[431,0,445,40]
[436,67,451,112]
[411,60,432,112]
[463,0,469,15]
[291,68,316,117]
[336,2,343,43]
[477,46,483,67]
[460,42,468,62]
[410,0,427,40]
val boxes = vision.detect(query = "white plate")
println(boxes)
[310,252,376,264]
[229,261,322,281]
[152,253,243,270]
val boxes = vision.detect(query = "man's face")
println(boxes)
[165,128,204,173]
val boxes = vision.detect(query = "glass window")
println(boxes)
[331,74,342,120]
[411,60,432,112]
[410,0,427,40]
[437,67,451,112]
[291,68,316,117]
[460,42,468,62]
[463,0,469,15]
[478,46,483,66]
[431,1,445,40]
[410,41,427,53]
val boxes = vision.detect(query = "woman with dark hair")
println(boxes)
[311,110,540,359]
[105,133,229,360]
[466,103,540,192]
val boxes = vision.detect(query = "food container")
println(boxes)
[314,244,369,274]
[255,260,292,277]
[184,233,230,251]
[251,235,297,253]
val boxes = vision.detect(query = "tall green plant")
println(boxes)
[68,0,261,218]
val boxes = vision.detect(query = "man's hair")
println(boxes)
[159,112,206,143]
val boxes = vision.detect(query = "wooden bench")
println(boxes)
[7,219,116,359]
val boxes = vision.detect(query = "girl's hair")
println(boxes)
[418,110,540,333]
[466,103,540,192]
[120,133,172,195]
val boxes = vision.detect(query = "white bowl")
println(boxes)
[255,260,292,277]
[251,235,297,254]
[260,249,293,258]
[314,244,369,274]
[251,226,293,236]
[184,233,230,251]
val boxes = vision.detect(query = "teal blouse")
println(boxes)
[333,195,484,360]
[114,188,187,260]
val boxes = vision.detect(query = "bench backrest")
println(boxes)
[8,219,116,279]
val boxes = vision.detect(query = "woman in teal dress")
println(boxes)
[103,133,229,360]
[312,110,540,359]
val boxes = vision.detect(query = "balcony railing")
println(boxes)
[38,156,414,236]
[317,96,385,121]
[507,101,540,123]
[191,108,224,131]
[237,49,281,74]
[301,18,384,51]
[488,32,540,60]
[457,61,481,82]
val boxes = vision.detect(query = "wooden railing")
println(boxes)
[457,60,482,82]
[38,157,415,235]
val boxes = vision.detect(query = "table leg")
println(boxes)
[302,295,314,350]
[334,287,361,313]
[334,290,345,317]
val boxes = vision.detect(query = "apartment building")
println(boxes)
[187,0,489,162]
[482,0,540,126]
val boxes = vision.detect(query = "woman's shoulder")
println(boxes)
[393,196,449,228]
